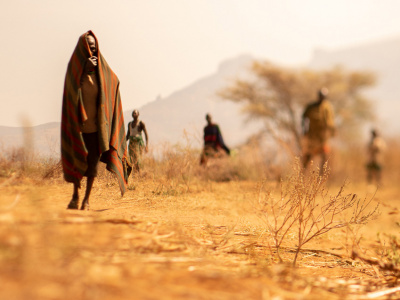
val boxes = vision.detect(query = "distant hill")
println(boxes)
[0,55,261,157]
[309,36,400,134]
[124,54,261,150]
[0,122,60,158]
[2,36,400,158]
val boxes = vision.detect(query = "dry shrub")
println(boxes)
[199,139,284,182]
[0,120,63,182]
[131,138,281,192]
[134,142,200,195]
[352,223,400,279]
[0,145,61,181]
[0,146,25,178]
[377,229,400,277]
[256,159,378,266]
[41,159,63,180]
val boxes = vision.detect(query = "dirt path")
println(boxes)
[1,176,399,299]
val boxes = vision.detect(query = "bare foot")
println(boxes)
[67,196,79,209]
[80,200,90,211]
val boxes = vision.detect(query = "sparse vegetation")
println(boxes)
[0,136,400,299]
[219,62,376,154]
[352,224,400,279]
[256,159,378,266]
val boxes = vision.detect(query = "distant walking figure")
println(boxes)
[200,113,230,165]
[302,88,335,172]
[126,109,149,173]
[366,129,386,185]
[61,30,130,210]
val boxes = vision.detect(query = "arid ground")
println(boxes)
[1,155,400,300]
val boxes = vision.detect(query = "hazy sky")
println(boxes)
[1,0,400,127]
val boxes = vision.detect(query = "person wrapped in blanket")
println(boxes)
[126,109,149,173]
[302,87,336,173]
[62,31,130,210]
[200,113,231,165]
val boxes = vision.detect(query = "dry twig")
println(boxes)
[352,250,400,277]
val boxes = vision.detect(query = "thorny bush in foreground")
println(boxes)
[256,159,379,266]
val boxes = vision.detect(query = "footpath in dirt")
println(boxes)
[1,176,400,300]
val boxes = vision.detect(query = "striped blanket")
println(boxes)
[61,30,130,195]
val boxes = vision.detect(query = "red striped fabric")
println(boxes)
[61,31,130,195]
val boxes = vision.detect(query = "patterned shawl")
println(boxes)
[61,30,130,195]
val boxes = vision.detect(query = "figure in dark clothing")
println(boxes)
[200,114,230,165]
[366,129,386,185]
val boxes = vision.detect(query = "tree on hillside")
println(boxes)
[219,61,376,155]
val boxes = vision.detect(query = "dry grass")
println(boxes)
[255,160,378,266]
[0,138,400,299]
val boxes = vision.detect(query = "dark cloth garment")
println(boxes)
[82,132,100,177]
[366,162,382,171]
[203,124,230,155]
[61,30,130,195]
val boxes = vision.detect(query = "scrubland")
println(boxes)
[1,139,400,300]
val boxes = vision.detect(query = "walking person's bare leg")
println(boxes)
[67,183,80,209]
[80,177,95,210]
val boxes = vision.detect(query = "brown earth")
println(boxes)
[1,172,399,300]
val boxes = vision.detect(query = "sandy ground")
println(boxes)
[0,173,399,300]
